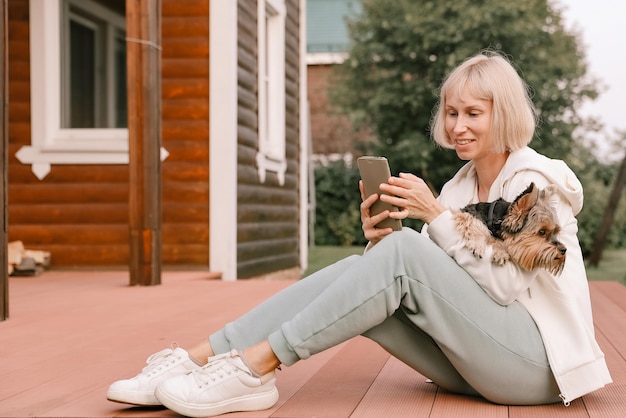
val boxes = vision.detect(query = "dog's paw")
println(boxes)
[490,242,510,266]
[466,241,485,259]
[491,251,510,266]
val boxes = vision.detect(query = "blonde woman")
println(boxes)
[107,51,611,417]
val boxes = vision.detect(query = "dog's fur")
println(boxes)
[453,183,567,275]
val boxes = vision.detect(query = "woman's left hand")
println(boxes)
[379,173,446,224]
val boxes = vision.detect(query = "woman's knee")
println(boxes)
[379,227,426,250]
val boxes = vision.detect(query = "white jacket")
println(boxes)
[423,147,612,404]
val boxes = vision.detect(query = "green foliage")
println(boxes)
[313,160,427,246]
[331,0,599,192]
[569,140,626,254]
[314,0,626,252]
[313,161,368,246]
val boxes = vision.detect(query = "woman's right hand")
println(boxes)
[359,180,395,246]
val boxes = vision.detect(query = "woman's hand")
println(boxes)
[359,180,396,245]
[379,173,446,224]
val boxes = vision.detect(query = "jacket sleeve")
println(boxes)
[427,210,538,305]
[426,172,564,305]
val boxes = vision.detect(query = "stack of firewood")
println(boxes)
[8,241,51,276]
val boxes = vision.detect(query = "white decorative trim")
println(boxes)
[255,154,287,185]
[209,0,239,281]
[16,142,170,180]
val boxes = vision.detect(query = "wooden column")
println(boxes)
[0,0,7,319]
[126,0,162,286]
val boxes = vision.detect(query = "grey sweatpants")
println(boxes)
[210,228,560,405]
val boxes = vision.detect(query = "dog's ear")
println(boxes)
[512,182,537,203]
[501,183,539,233]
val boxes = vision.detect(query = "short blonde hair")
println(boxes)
[431,51,537,153]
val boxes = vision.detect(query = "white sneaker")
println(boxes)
[107,346,199,405]
[154,350,279,417]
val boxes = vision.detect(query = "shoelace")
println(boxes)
[191,352,248,388]
[141,346,182,377]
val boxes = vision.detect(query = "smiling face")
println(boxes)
[444,87,494,163]
[431,53,537,156]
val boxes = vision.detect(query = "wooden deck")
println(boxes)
[1,270,625,417]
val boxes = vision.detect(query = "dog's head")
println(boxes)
[500,183,567,275]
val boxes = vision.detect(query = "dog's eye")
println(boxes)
[538,229,546,236]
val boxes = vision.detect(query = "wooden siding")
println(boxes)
[236,0,301,278]
[7,0,303,274]
[7,0,212,268]
[161,0,211,266]
[7,0,132,266]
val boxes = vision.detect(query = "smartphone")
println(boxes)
[357,156,402,231]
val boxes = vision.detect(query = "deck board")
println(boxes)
[0,271,625,417]
[351,357,436,418]
[271,337,389,418]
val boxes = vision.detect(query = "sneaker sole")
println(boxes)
[106,389,161,406]
[154,385,279,417]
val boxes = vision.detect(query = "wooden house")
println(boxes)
[6,0,308,280]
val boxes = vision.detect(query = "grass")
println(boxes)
[305,246,626,286]
[586,248,626,286]
[303,245,363,277]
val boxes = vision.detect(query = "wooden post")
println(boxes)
[126,0,162,286]
[0,0,8,319]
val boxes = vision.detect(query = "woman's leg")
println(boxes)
[155,227,559,417]
[209,254,362,354]
[260,228,559,405]
[362,311,479,397]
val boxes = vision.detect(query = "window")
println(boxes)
[16,0,131,179]
[255,0,287,185]
[62,2,127,129]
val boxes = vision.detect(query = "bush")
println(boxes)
[313,161,367,246]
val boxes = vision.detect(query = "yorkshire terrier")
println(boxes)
[453,183,567,275]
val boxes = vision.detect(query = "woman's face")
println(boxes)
[444,86,494,162]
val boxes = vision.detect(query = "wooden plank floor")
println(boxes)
[1,271,625,417]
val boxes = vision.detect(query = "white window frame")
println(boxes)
[16,0,167,180]
[255,0,287,186]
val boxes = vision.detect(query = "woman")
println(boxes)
[107,51,611,417]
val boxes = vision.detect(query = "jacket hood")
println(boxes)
[500,147,584,215]
[447,147,584,215]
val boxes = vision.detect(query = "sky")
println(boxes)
[558,0,625,160]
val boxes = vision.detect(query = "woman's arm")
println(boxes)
[426,172,571,305]
[379,173,446,224]
[360,173,446,249]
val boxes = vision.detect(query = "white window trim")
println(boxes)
[209,0,238,280]
[17,0,167,180]
[256,0,287,186]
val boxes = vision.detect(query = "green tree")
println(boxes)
[570,139,626,256]
[332,0,600,192]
